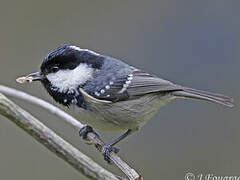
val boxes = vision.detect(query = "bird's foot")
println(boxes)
[79,125,99,140]
[102,144,120,163]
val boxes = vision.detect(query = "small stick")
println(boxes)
[0,93,120,180]
[0,85,142,180]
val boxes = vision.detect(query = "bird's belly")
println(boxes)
[72,94,174,132]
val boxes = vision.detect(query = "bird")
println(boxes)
[20,44,234,162]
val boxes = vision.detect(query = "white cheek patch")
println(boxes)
[46,63,93,93]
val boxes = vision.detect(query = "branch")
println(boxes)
[0,85,142,180]
[0,93,119,180]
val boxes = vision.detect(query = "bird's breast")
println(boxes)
[70,93,174,132]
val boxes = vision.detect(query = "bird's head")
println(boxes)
[19,44,104,106]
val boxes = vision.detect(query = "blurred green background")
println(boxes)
[0,0,239,179]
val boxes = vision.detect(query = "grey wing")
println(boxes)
[127,70,183,97]
[82,67,233,107]
[86,73,131,102]
[85,69,183,102]
[128,70,234,107]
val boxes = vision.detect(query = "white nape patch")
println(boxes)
[46,63,93,93]
[70,45,100,56]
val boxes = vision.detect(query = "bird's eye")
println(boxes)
[52,66,59,73]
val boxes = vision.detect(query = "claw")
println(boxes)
[79,125,99,140]
[102,144,120,163]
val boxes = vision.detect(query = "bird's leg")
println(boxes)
[79,124,100,140]
[102,129,132,163]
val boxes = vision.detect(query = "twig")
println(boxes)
[0,85,142,180]
[0,93,120,180]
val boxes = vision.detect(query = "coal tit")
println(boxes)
[22,44,234,162]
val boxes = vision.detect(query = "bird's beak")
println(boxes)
[25,72,43,81]
[16,71,43,84]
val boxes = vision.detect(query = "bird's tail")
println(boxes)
[172,88,234,107]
